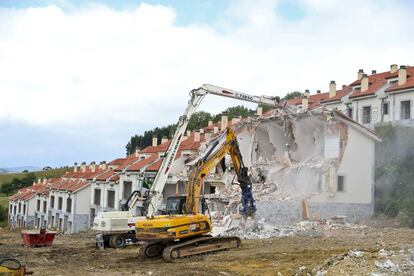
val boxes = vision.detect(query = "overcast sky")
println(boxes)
[0,0,413,168]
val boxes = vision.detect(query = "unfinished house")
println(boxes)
[8,181,46,228]
[203,107,380,225]
[89,162,120,222]
[33,179,53,228]
[47,163,104,233]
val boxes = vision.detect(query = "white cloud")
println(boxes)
[0,0,413,129]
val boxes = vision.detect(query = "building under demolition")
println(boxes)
[200,107,380,228]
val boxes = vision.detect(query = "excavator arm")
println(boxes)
[185,128,256,216]
[144,84,282,217]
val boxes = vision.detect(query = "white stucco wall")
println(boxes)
[75,186,91,214]
[312,125,374,204]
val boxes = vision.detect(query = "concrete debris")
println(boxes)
[378,248,390,258]
[375,259,400,272]
[348,250,365,258]
[212,215,366,239]
[196,108,370,232]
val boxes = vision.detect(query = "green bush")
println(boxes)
[374,123,414,228]
[0,204,8,227]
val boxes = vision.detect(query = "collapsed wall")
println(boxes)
[197,108,374,235]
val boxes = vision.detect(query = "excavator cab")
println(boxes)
[165,196,186,215]
[165,195,209,216]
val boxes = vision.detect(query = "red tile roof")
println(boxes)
[95,169,118,181]
[145,159,163,172]
[348,68,412,98]
[126,153,159,172]
[385,66,414,93]
[287,92,330,108]
[321,86,353,103]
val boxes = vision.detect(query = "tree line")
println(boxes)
[0,173,37,196]
[125,105,256,155]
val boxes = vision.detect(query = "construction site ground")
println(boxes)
[0,222,413,275]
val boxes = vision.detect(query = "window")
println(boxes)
[362,106,371,124]
[18,203,21,213]
[50,196,55,208]
[107,190,115,208]
[123,181,132,200]
[210,186,216,194]
[58,197,63,210]
[9,204,12,214]
[383,102,389,115]
[347,107,353,118]
[43,201,47,213]
[94,189,101,206]
[23,204,26,215]
[37,200,41,212]
[401,100,411,120]
[337,175,345,192]
[66,198,72,213]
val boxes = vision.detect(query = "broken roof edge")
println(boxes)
[332,110,382,142]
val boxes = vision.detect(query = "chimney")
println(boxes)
[316,90,321,94]
[152,135,158,147]
[208,120,213,126]
[81,162,86,173]
[43,178,47,184]
[361,74,369,92]
[200,129,204,134]
[186,130,191,137]
[89,161,96,173]
[99,161,107,170]
[302,90,310,109]
[213,126,219,134]
[329,81,336,98]
[371,70,377,75]
[357,69,364,80]
[161,136,168,144]
[73,162,78,173]
[256,106,263,117]
[390,64,398,73]
[398,65,407,85]
[38,179,41,184]
[194,131,200,142]
[220,115,228,131]
[134,148,140,158]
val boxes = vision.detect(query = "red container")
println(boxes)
[21,229,57,247]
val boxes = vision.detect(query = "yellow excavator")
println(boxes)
[136,127,256,261]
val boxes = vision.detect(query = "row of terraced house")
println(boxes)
[7,117,238,233]
[288,64,414,128]
[8,63,414,233]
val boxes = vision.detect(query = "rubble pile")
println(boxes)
[311,247,414,275]
[212,215,367,239]
[198,109,357,238]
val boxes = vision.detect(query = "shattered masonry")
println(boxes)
[189,106,379,238]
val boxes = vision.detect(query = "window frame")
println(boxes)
[337,175,345,192]
[362,106,371,124]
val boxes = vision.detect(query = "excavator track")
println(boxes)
[139,242,166,258]
[162,236,241,262]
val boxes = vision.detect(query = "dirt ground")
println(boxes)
[0,223,413,275]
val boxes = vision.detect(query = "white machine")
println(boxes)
[93,84,283,248]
